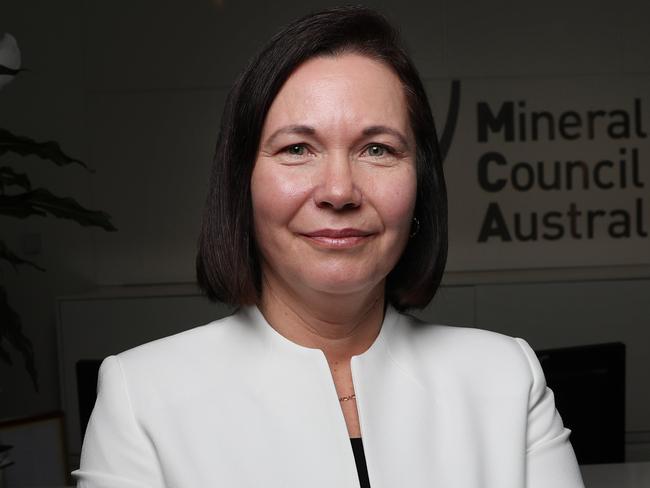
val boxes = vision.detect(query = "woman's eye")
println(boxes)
[367,144,385,157]
[277,143,313,165]
[285,144,307,156]
[364,144,393,158]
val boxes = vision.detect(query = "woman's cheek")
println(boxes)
[373,170,417,227]
[252,165,313,222]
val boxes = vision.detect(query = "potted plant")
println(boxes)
[0,32,116,391]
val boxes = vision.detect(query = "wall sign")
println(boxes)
[435,77,650,271]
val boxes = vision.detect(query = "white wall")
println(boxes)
[1,0,649,441]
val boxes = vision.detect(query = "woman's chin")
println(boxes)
[299,271,384,297]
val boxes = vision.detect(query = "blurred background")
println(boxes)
[0,0,649,484]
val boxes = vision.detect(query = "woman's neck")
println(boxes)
[257,275,386,363]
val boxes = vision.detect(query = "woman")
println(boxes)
[74,6,584,488]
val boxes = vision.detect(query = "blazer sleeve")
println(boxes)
[514,338,585,488]
[72,355,167,488]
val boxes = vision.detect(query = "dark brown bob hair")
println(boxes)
[196,5,447,311]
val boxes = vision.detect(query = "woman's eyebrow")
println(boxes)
[264,124,316,146]
[263,124,410,148]
[362,125,409,147]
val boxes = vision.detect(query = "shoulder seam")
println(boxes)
[513,337,539,390]
[113,355,140,429]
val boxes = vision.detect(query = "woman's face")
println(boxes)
[251,53,417,299]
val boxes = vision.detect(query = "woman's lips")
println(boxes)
[301,228,375,249]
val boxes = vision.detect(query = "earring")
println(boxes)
[410,217,420,238]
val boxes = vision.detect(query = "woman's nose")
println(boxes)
[313,155,362,210]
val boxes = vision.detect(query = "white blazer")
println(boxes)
[73,305,585,488]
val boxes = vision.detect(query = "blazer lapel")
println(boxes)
[242,306,361,488]
[351,308,438,488]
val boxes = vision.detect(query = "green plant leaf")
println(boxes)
[0,240,45,271]
[0,188,117,231]
[0,128,93,172]
[0,65,27,76]
[0,285,38,391]
[0,192,46,218]
[0,340,11,365]
[0,166,31,192]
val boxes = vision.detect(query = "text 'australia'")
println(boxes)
[475,97,648,243]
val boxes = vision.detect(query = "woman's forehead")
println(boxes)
[261,53,411,140]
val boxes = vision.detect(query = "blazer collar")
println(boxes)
[237,303,399,364]
[233,304,431,488]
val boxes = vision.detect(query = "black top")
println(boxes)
[350,438,371,488]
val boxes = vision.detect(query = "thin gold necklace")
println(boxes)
[338,394,356,402]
